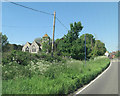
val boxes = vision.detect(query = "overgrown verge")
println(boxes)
[2,54,110,94]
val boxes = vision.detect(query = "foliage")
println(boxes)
[55,21,106,60]
[37,52,65,63]
[56,21,83,58]
[91,40,106,57]
[42,41,51,53]
[0,33,9,46]
[69,21,83,40]
[79,34,95,59]
[2,50,37,66]
[2,50,65,66]
[0,33,9,52]
[5,44,22,52]
[1,33,22,52]
[2,62,33,80]
[115,51,120,57]
[56,32,106,60]
[2,50,65,81]
[2,57,110,94]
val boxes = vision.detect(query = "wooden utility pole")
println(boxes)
[51,11,56,57]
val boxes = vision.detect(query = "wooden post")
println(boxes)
[51,11,56,57]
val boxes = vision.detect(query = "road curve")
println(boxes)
[75,59,118,95]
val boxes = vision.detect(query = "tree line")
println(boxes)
[0,33,22,52]
[1,21,107,60]
[42,21,106,60]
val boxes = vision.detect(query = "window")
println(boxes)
[25,46,29,52]
[32,45,36,52]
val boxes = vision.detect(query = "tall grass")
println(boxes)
[2,56,110,94]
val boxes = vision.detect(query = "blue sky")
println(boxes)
[2,2,118,52]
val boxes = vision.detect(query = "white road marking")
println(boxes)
[75,60,112,95]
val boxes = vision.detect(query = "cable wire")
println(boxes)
[4,0,69,31]
[56,17,68,31]
[4,0,54,16]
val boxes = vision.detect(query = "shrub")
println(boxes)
[2,50,38,66]
[3,56,110,94]
[36,52,65,63]
[2,62,33,80]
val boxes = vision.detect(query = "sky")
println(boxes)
[2,2,118,52]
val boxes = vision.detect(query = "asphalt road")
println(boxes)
[75,59,118,95]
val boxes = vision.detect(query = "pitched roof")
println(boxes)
[27,42,32,45]
[35,41,41,46]
[43,34,49,38]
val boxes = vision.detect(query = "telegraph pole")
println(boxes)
[51,11,56,57]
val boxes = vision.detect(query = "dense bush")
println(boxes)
[3,57,110,94]
[115,51,120,57]
[2,50,37,66]
[2,50,65,66]
[2,62,33,80]
[56,33,106,60]
[2,50,65,80]
[36,52,65,63]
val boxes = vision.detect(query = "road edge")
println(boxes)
[75,59,112,95]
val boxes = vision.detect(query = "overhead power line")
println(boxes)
[56,17,68,31]
[4,0,68,31]
[4,0,54,16]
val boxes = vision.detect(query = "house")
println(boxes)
[29,41,41,53]
[105,51,109,57]
[22,42,31,52]
[22,34,50,53]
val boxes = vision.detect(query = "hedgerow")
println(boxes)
[2,56,110,94]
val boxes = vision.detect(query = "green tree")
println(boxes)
[0,33,9,52]
[0,33,9,46]
[42,41,51,53]
[0,33,23,52]
[6,44,22,51]
[79,34,95,59]
[56,21,83,57]
[70,39,85,60]
[69,22,83,40]
[55,21,106,60]
[115,51,120,57]
[2,50,35,66]
[69,34,95,60]
[0,32,1,42]
[92,40,106,57]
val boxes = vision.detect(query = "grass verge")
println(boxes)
[2,56,110,94]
